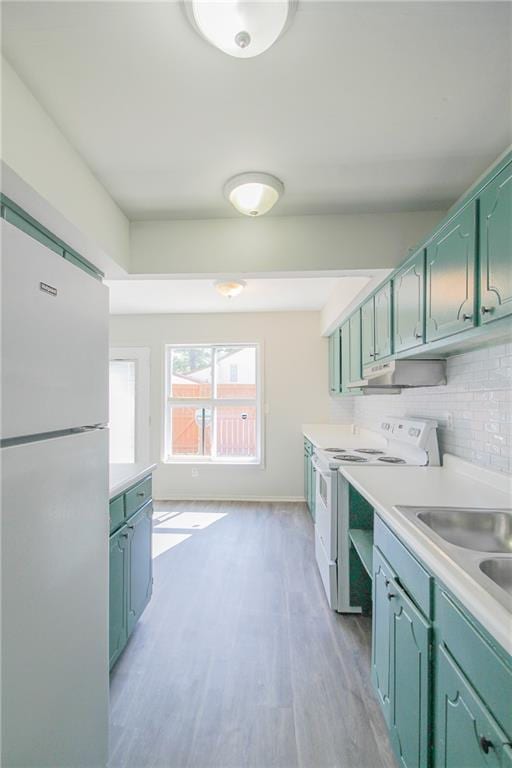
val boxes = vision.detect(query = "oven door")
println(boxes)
[312,457,336,561]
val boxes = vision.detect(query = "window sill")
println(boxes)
[163,456,263,467]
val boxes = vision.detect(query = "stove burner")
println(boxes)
[355,448,385,455]
[324,448,346,453]
[335,454,368,462]
[377,456,406,464]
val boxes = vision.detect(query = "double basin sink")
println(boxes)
[394,506,512,611]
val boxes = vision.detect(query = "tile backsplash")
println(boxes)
[330,343,512,473]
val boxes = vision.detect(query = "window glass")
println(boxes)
[109,360,135,463]
[170,347,212,398]
[215,346,256,399]
[214,405,257,458]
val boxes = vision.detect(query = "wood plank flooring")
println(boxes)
[109,501,396,768]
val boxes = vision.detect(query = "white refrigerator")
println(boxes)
[1,219,110,767]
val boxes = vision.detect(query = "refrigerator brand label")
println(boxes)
[40,282,57,296]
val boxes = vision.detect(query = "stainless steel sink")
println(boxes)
[480,558,512,596]
[416,508,512,553]
[394,506,512,613]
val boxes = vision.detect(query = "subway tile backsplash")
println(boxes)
[330,342,512,473]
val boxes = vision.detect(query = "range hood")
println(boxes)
[348,359,447,395]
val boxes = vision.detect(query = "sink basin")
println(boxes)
[480,558,512,596]
[416,508,512,553]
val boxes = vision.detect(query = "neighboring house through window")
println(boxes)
[164,344,261,463]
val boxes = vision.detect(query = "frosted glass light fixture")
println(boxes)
[224,172,284,216]
[215,280,247,298]
[184,0,296,58]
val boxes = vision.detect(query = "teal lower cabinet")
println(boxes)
[109,475,153,670]
[371,543,431,768]
[435,647,512,768]
[370,513,512,768]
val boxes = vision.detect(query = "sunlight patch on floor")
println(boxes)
[154,511,228,531]
[152,532,191,558]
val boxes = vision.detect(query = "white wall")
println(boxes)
[330,343,512,474]
[1,57,130,271]
[129,210,444,275]
[110,312,330,500]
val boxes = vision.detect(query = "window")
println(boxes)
[109,347,150,465]
[164,344,261,463]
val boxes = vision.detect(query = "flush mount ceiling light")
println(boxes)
[214,279,247,298]
[224,172,284,217]
[184,0,296,58]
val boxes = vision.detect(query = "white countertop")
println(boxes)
[302,423,386,450]
[109,463,157,499]
[339,455,512,654]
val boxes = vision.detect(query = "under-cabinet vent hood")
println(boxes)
[348,359,447,394]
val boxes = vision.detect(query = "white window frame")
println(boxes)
[163,343,263,466]
[109,347,150,465]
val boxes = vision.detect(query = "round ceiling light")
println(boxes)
[214,279,247,298]
[184,0,296,58]
[224,172,284,217]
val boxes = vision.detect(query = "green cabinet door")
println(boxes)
[389,578,431,768]
[127,502,153,637]
[361,299,375,368]
[393,249,425,353]
[479,163,512,324]
[435,646,512,768]
[374,282,393,360]
[328,330,341,395]
[426,203,476,342]
[341,322,350,394]
[109,526,129,669]
[372,547,394,725]
[348,311,362,387]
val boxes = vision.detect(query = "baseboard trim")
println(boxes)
[154,495,306,503]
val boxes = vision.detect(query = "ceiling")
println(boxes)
[106,275,370,315]
[2,1,511,221]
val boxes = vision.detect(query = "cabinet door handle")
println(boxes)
[120,532,129,539]
[415,332,422,339]
[462,314,473,321]
[387,593,397,601]
[479,737,494,754]
[137,491,145,497]
[481,306,493,315]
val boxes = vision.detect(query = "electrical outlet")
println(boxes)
[446,413,454,431]
[191,468,199,478]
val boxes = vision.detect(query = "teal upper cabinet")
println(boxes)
[361,298,376,367]
[479,162,512,324]
[341,322,350,393]
[328,330,341,395]
[374,282,393,360]
[393,249,425,353]
[348,312,363,389]
[426,202,476,342]
[435,646,512,768]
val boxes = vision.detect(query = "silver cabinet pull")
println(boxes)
[462,314,473,321]
[481,306,493,314]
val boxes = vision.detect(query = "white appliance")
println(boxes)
[1,219,109,768]
[312,417,440,612]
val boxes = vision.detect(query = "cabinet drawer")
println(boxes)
[125,476,152,519]
[374,515,432,618]
[436,587,512,738]
[109,494,125,534]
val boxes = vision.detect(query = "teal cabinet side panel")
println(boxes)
[434,646,512,768]
[393,249,426,353]
[390,579,431,768]
[349,310,363,386]
[127,502,153,637]
[479,162,512,324]
[304,447,309,504]
[109,526,128,669]
[374,282,393,360]
[371,547,394,725]
[309,457,316,521]
[426,203,476,342]
[361,298,375,367]
[341,322,350,394]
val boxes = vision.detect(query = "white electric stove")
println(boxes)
[311,417,440,611]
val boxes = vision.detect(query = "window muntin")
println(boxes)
[165,344,260,463]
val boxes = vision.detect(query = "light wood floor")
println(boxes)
[109,501,396,768]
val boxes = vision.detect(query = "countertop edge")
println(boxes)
[109,463,157,499]
[339,465,512,657]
